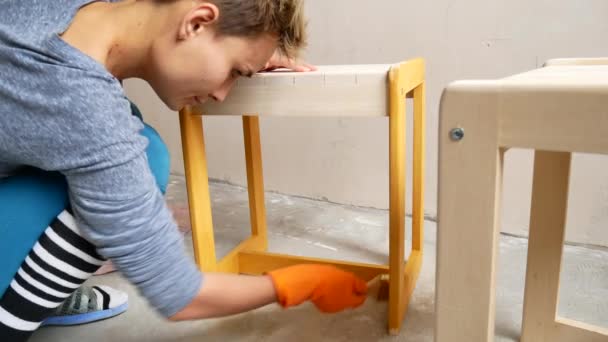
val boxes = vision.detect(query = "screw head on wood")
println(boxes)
[450,128,464,141]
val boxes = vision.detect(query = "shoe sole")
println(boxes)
[41,301,128,326]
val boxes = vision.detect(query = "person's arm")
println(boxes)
[170,264,369,321]
[65,122,368,320]
[169,274,276,320]
[57,97,203,318]
[64,115,367,320]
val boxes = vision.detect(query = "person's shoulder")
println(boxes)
[39,67,142,139]
[63,72,127,111]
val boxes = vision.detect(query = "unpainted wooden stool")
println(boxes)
[437,58,608,342]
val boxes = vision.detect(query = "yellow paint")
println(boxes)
[179,107,217,272]
[388,63,407,333]
[413,81,426,252]
[243,116,268,249]
[239,251,389,281]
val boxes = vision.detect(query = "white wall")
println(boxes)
[125,0,608,247]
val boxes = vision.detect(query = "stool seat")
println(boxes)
[503,64,608,85]
[200,64,393,117]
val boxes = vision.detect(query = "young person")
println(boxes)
[0,1,367,340]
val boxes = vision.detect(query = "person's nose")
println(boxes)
[209,78,237,102]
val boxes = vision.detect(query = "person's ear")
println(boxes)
[177,3,220,40]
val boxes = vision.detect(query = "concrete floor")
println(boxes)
[31,176,608,341]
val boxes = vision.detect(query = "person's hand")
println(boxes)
[268,264,368,313]
[261,50,317,72]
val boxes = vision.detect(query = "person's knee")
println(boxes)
[0,170,69,295]
[0,170,69,218]
[141,124,171,194]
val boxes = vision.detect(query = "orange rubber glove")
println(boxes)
[268,264,368,313]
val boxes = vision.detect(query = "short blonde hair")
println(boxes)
[208,0,307,58]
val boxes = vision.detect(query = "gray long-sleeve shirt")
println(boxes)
[0,0,202,317]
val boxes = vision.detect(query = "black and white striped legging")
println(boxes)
[0,210,104,341]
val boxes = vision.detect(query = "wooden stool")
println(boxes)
[436,58,608,341]
[178,58,426,334]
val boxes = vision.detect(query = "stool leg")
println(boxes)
[388,67,407,334]
[436,89,502,342]
[392,82,426,329]
[412,82,425,253]
[179,108,218,272]
[243,116,268,250]
[521,151,570,341]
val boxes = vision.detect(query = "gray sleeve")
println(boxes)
[44,91,204,317]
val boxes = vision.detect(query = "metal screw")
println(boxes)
[450,128,464,141]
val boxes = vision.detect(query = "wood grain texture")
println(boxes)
[200,65,392,117]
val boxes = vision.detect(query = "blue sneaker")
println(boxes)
[41,285,128,326]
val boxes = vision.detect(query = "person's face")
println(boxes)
[147,3,277,110]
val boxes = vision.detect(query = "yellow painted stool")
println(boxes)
[178,58,426,334]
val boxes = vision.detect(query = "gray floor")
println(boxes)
[31,176,608,341]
